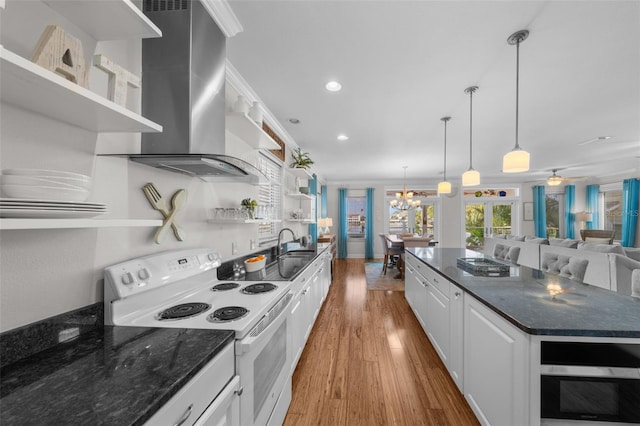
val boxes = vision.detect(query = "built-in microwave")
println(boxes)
[540,342,640,424]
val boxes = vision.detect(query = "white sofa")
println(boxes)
[483,236,541,269]
[484,236,640,295]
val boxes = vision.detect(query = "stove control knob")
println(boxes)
[208,253,216,261]
[121,272,135,285]
[137,268,151,280]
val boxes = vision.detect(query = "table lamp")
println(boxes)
[319,218,333,236]
[576,211,593,229]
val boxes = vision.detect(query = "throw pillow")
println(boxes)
[526,238,549,245]
[548,238,579,249]
[577,242,625,255]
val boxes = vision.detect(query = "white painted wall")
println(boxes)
[0,1,310,331]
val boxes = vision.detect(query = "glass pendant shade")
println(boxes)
[462,87,480,187]
[462,169,480,186]
[437,180,452,194]
[503,30,531,174]
[502,147,530,173]
[437,116,452,195]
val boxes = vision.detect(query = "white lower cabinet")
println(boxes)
[449,287,464,391]
[425,280,450,365]
[289,252,331,374]
[463,296,529,426]
[404,255,428,331]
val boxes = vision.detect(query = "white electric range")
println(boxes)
[104,248,293,426]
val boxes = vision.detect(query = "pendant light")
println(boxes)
[503,29,531,173]
[437,116,452,194]
[462,86,480,186]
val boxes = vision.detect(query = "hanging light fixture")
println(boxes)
[503,29,531,173]
[462,86,480,186]
[437,116,452,194]
[390,166,420,210]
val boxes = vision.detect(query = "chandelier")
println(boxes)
[390,166,420,210]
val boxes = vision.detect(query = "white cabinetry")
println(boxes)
[405,252,465,390]
[449,287,464,391]
[463,296,529,426]
[404,255,428,331]
[288,253,328,374]
[425,275,450,365]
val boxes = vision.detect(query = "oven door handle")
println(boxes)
[236,291,293,354]
[541,365,640,379]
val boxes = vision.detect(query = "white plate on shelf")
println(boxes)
[0,175,91,190]
[0,208,106,218]
[1,185,91,202]
[2,168,91,182]
[0,198,105,207]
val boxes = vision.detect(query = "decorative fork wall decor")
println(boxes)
[142,183,187,243]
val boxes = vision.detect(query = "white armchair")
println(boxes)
[608,253,640,296]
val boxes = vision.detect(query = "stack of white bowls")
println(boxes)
[1,169,92,202]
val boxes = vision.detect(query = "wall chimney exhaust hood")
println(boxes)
[128,0,267,184]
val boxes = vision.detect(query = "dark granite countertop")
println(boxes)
[407,247,640,338]
[1,324,234,425]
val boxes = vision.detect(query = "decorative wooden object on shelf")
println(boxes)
[94,54,140,107]
[32,25,88,88]
[262,122,285,161]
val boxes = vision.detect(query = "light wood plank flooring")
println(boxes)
[284,259,480,426]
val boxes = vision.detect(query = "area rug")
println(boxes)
[364,262,405,291]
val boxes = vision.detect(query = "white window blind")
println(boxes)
[257,152,282,243]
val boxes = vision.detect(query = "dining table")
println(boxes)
[384,234,437,279]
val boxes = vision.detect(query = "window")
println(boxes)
[462,188,519,249]
[257,152,282,244]
[601,183,622,240]
[347,196,366,238]
[386,189,438,236]
[545,193,564,238]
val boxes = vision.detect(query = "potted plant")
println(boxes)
[290,147,314,169]
[241,198,258,219]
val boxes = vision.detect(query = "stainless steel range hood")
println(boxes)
[131,0,266,184]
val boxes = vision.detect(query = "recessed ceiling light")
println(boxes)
[289,118,300,124]
[337,134,349,141]
[325,81,342,92]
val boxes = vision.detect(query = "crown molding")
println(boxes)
[226,60,298,150]
[201,0,243,38]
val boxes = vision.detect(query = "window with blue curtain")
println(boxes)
[621,178,639,247]
[306,175,318,242]
[321,184,327,218]
[533,185,547,237]
[586,184,600,229]
[338,188,348,258]
[564,185,575,239]
[365,188,374,259]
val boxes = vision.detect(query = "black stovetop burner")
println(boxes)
[207,306,249,322]
[157,302,211,320]
[241,283,277,294]
[211,282,241,291]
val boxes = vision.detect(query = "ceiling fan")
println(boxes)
[545,169,587,186]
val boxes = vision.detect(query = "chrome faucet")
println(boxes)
[277,227,296,257]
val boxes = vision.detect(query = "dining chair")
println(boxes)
[579,229,615,244]
[379,233,403,275]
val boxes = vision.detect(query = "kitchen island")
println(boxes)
[404,247,640,426]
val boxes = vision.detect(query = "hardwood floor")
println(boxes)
[284,259,480,426]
